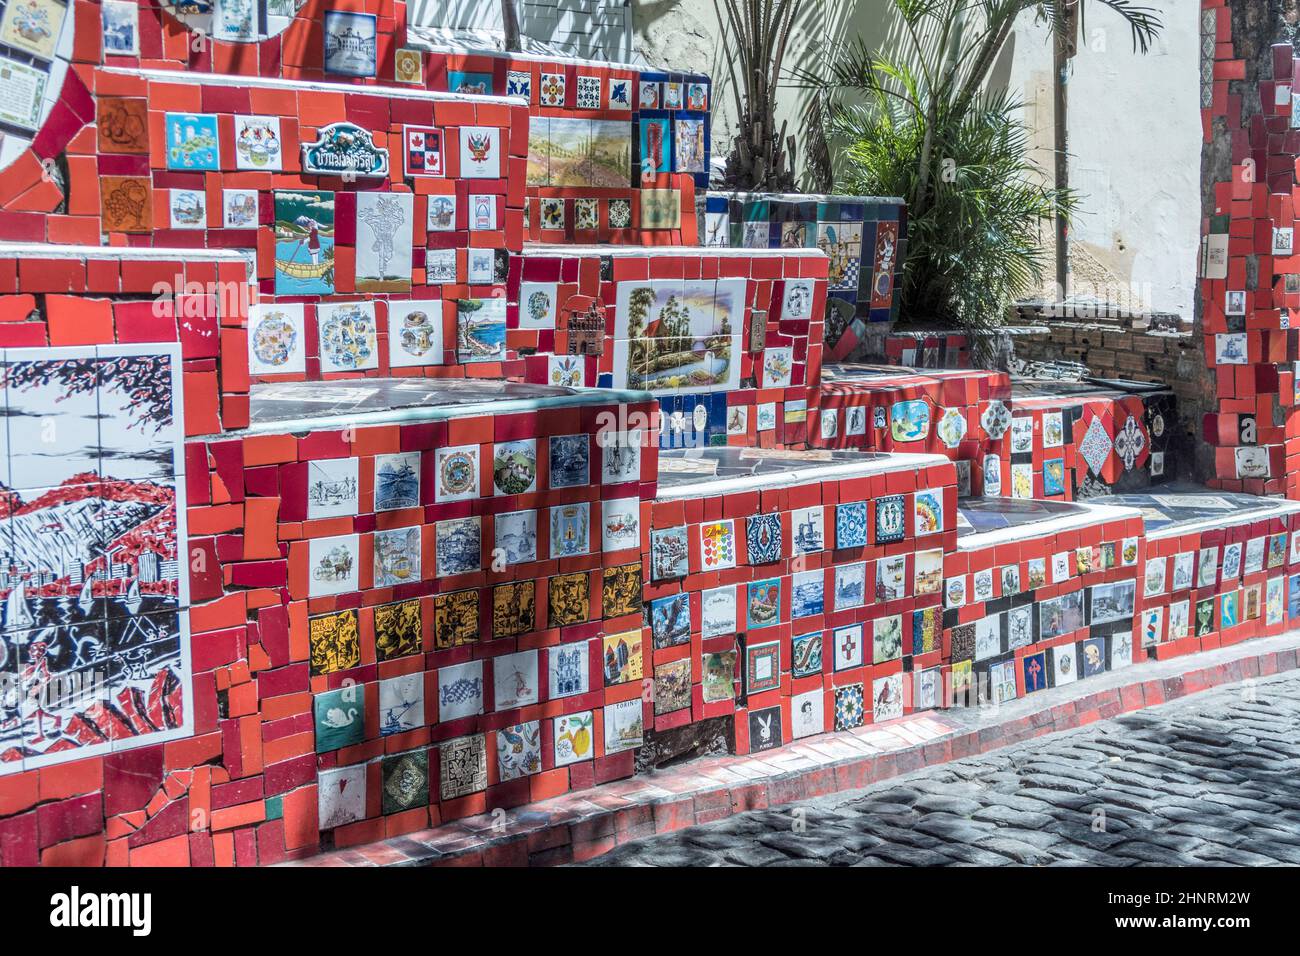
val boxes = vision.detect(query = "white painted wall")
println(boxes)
[990,1,1201,317]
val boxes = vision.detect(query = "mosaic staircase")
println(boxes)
[0,0,1294,868]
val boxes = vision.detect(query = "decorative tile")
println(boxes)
[379,673,424,736]
[835,501,868,549]
[495,510,538,566]
[459,126,502,178]
[323,11,377,77]
[434,587,480,647]
[575,75,601,109]
[493,649,539,710]
[548,641,590,698]
[791,569,824,619]
[1079,416,1114,475]
[875,495,905,543]
[549,502,591,558]
[980,399,1011,440]
[492,580,536,639]
[318,301,378,372]
[373,526,421,587]
[832,623,863,672]
[604,699,644,752]
[602,562,643,618]
[746,513,783,564]
[872,614,903,663]
[554,710,594,766]
[370,451,418,511]
[607,76,632,109]
[746,578,781,630]
[650,526,689,580]
[440,735,487,799]
[497,721,542,780]
[1114,415,1146,471]
[912,607,940,654]
[394,47,423,84]
[246,301,306,377]
[650,593,691,648]
[790,507,824,555]
[748,706,783,752]
[308,609,360,676]
[653,659,691,715]
[165,112,220,170]
[701,651,736,704]
[834,684,865,731]
[100,177,152,232]
[376,599,423,660]
[437,660,484,721]
[548,571,590,626]
[890,400,930,442]
[168,189,206,229]
[505,70,532,100]
[746,640,781,693]
[435,516,481,577]
[549,434,590,488]
[318,764,366,829]
[873,673,903,722]
[308,534,360,598]
[574,197,599,230]
[601,629,643,685]
[539,72,566,107]
[834,562,867,610]
[314,686,365,752]
[540,197,565,230]
[608,198,632,229]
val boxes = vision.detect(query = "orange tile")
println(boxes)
[47,294,113,345]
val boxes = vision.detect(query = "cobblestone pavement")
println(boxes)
[579,671,1300,866]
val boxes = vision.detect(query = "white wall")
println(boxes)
[991,1,1201,316]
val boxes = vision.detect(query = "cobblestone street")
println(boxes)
[580,671,1300,867]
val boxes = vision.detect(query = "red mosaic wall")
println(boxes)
[813,369,1009,496]
[814,369,1174,501]
[1139,513,1300,660]
[942,511,1144,705]
[509,249,827,450]
[1198,2,1298,495]
[642,458,957,754]
[418,50,706,245]
[1,0,1298,869]
[0,248,665,864]
[1,1,703,246]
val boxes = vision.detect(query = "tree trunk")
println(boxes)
[502,0,521,52]
[1053,0,1071,299]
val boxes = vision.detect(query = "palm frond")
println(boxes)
[1082,0,1163,54]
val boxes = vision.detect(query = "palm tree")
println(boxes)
[813,1,1160,220]
[717,0,805,190]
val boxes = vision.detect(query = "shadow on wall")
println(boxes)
[986,27,1018,92]
[409,0,634,59]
